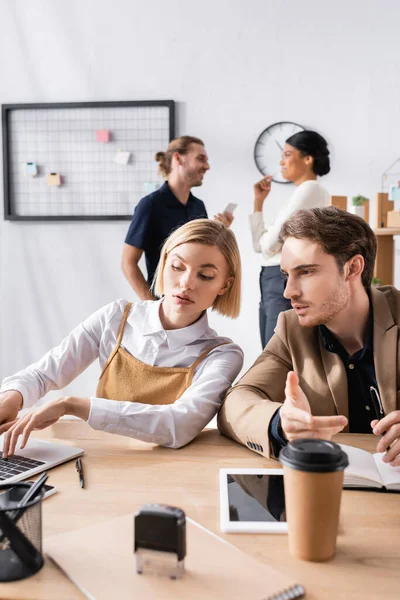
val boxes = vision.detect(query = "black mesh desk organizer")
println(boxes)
[0,482,44,581]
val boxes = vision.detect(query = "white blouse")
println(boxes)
[249,180,330,266]
[0,299,243,448]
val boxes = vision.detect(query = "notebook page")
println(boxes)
[339,444,382,485]
[373,452,400,487]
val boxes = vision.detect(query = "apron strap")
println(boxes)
[189,342,230,372]
[116,302,133,346]
[98,302,133,382]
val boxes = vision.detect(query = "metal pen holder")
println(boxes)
[0,482,45,582]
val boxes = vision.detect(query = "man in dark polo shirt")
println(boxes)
[122,135,233,299]
[218,207,400,468]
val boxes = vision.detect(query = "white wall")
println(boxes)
[1,0,400,399]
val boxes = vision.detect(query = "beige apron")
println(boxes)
[96,303,226,405]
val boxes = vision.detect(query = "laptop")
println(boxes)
[0,437,84,484]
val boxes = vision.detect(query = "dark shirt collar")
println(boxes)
[161,181,197,208]
[318,290,373,360]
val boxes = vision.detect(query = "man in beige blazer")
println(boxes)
[218,206,400,467]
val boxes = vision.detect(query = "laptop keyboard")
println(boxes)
[0,452,45,480]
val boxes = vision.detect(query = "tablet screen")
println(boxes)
[226,473,286,523]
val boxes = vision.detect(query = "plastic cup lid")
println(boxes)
[279,439,349,473]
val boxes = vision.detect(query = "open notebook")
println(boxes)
[45,514,305,600]
[341,443,400,491]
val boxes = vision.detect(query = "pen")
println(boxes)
[76,458,85,489]
[17,472,49,509]
[370,386,391,451]
[369,386,384,421]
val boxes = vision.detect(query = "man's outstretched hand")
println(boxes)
[280,372,348,442]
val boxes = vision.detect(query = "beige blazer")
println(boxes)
[218,286,400,459]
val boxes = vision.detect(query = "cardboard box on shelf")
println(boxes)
[387,210,400,228]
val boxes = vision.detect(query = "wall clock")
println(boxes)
[254,121,305,183]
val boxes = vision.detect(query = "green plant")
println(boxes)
[352,194,369,206]
[371,277,383,286]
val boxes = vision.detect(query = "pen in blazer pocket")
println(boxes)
[369,386,391,451]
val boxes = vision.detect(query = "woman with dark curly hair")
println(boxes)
[250,131,331,347]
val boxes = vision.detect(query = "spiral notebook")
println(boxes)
[45,513,305,600]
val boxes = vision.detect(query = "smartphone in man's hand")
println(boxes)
[223,203,238,214]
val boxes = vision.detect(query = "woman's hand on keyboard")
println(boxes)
[1,396,90,458]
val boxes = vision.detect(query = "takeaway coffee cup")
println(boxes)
[279,439,348,562]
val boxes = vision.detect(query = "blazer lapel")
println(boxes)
[372,287,397,416]
[319,336,349,430]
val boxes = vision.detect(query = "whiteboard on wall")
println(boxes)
[2,100,175,221]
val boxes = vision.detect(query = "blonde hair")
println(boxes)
[152,219,241,318]
[155,135,204,178]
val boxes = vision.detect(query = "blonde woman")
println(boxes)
[0,220,243,455]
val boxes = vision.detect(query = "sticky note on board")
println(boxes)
[96,130,110,142]
[47,173,62,187]
[113,151,131,165]
[23,162,38,177]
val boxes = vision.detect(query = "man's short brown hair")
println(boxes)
[278,206,377,288]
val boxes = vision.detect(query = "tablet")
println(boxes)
[219,468,287,534]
